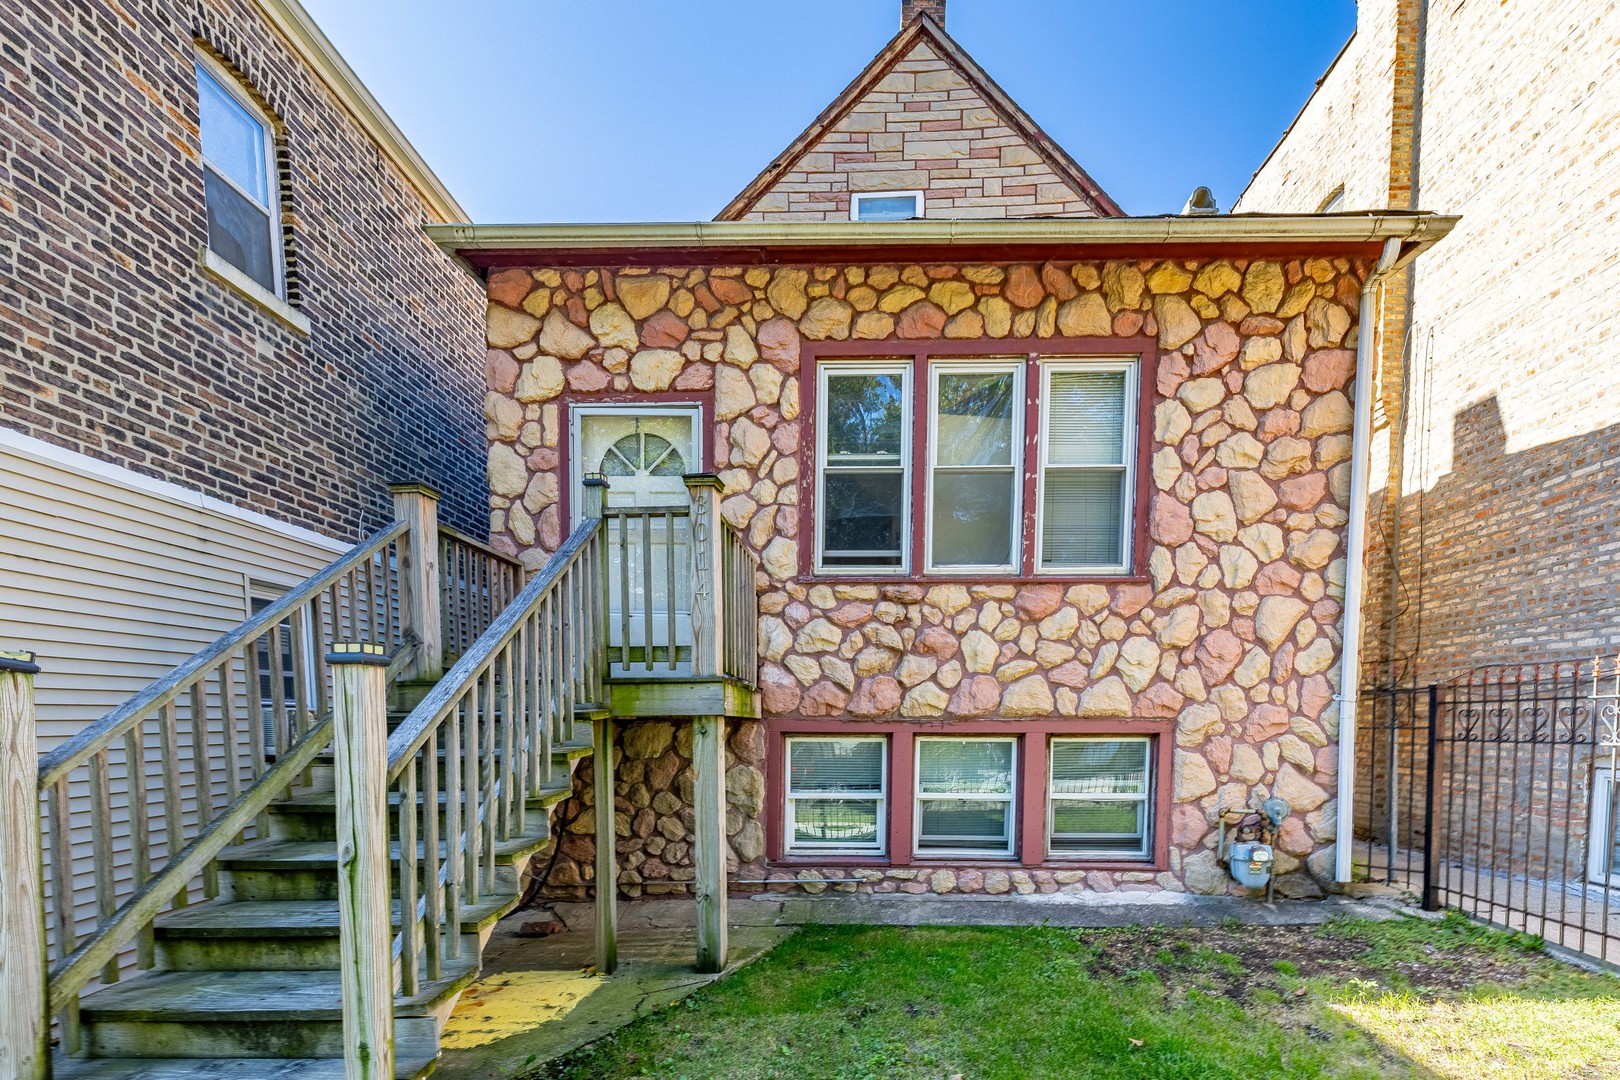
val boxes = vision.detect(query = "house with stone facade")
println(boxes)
[430,2,1456,903]
[0,3,1471,1075]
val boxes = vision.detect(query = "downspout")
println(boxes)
[1334,237,1405,884]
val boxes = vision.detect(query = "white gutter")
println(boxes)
[425,212,1457,256]
[1334,236,1405,884]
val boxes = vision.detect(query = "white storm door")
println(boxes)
[571,406,699,660]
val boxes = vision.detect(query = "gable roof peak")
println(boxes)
[716,12,1123,220]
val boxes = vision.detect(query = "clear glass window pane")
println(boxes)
[789,738,884,792]
[1046,371,1126,466]
[1041,470,1124,568]
[1050,740,1148,795]
[918,801,1009,850]
[931,470,1014,567]
[793,799,880,845]
[917,740,1014,794]
[822,472,904,565]
[826,374,905,460]
[1050,801,1146,854]
[204,168,276,292]
[197,65,270,205]
[936,372,1015,466]
[855,195,920,221]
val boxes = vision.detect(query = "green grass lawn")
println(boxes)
[528,913,1620,1080]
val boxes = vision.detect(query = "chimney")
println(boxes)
[901,0,946,27]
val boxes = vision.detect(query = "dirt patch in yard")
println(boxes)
[1084,920,1542,1003]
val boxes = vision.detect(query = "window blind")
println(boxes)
[789,738,884,792]
[917,739,1014,794]
[1045,371,1126,466]
[1041,471,1124,566]
[1050,739,1149,795]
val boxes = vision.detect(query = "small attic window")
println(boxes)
[852,191,924,222]
[1317,185,1346,212]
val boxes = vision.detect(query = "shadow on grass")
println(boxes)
[523,913,1620,1079]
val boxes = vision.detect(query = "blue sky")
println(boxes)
[300,1,1355,222]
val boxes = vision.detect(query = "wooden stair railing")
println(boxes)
[31,516,412,1053]
[328,479,610,1078]
[1,481,533,1075]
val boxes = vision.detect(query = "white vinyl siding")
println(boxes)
[0,435,343,956]
[1036,359,1139,575]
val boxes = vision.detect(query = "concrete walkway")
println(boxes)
[431,889,1395,1077]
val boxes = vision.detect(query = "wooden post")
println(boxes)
[0,651,48,1080]
[683,475,725,678]
[593,715,618,974]
[390,483,442,681]
[692,714,728,974]
[329,642,395,1080]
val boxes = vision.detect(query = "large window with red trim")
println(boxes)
[813,351,1142,578]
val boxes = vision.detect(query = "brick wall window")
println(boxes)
[812,349,1141,578]
[851,191,924,221]
[196,56,284,297]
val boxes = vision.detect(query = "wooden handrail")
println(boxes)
[37,521,407,790]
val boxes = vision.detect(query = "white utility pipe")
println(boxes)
[1334,237,1404,883]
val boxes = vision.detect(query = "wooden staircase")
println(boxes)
[52,685,596,1080]
[3,477,762,1080]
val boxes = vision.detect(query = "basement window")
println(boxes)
[785,736,888,855]
[1047,737,1153,859]
[851,191,924,222]
[914,737,1017,858]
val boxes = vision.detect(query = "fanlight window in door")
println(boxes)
[600,431,686,479]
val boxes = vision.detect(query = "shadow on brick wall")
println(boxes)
[1366,393,1620,683]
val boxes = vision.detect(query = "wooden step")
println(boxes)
[153,897,514,971]
[76,964,474,1069]
[216,832,549,903]
[54,1053,435,1079]
[265,779,573,842]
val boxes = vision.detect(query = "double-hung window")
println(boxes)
[197,59,282,296]
[785,736,887,854]
[1037,360,1137,575]
[1048,737,1153,859]
[914,737,1017,857]
[816,364,910,573]
[927,362,1022,572]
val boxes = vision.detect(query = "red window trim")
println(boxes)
[797,335,1158,581]
[764,717,1175,872]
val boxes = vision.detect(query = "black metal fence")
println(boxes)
[1356,659,1620,965]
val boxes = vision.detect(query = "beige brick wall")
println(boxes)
[1238,0,1620,678]
[738,41,1104,221]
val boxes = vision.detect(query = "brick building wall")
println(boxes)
[1237,0,1620,681]
[720,23,1115,221]
[475,252,1370,899]
[1,0,489,536]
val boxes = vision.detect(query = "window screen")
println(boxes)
[1048,737,1151,858]
[1040,365,1135,572]
[915,738,1016,856]
[929,366,1020,570]
[786,737,887,853]
[819,367,909,571]
[198,62,279,294]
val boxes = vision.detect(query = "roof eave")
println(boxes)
[429,212,1458,271]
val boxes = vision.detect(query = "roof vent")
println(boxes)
[1181,186,1219,216]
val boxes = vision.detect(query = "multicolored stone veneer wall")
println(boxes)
[478,253,1369,900]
